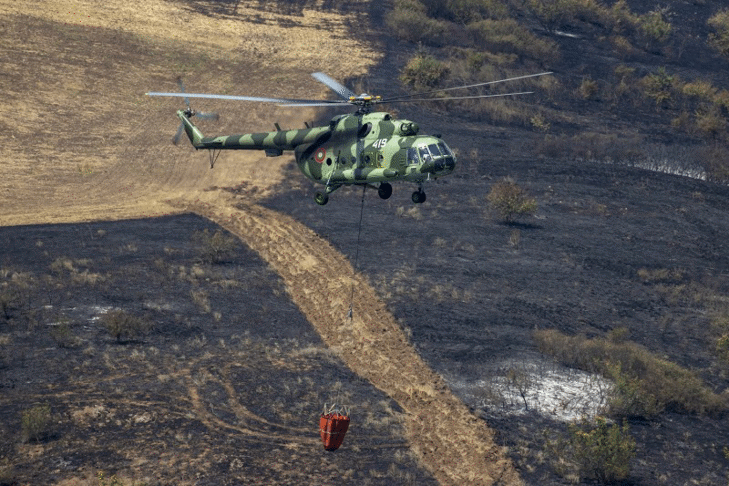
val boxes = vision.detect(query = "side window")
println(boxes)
[407,148,418,165]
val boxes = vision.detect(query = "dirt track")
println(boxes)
[175,192,521,485]
[0,1,519,484]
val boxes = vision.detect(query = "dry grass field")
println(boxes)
[0,1,519,485]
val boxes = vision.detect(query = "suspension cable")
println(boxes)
[348,185,367,321]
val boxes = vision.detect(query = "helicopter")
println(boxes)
[146,71,551,205]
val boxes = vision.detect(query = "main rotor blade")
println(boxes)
[176,77,190,107]
[146,92,343,104]
[172,122,184,145]
[311,72,356,100]
[276,102,353,108]
[382,71,553,103]
[384,91,535,104]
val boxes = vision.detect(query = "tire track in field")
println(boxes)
[176,192,522,486]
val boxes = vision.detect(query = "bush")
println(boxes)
[698,145,729,183]
[567,417,636,483]
[578,76,599,100]
[467,18,558,60]
[192,228,239,264]
[708,8,729,56]
[101,310,151,343]
[533,329,728,417]
[486,178,537,222]
[639,8,672,47]
[399,54,450,89]
[385,4,449,46]
[21,403,52,443]
[641,67,677,106]
[421,0,509,23]
[49,323,82,349]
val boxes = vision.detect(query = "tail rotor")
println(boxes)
[172,77,219,145]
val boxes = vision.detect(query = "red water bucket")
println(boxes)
[319,413,350,451]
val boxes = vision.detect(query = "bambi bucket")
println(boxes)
[319,412,350,451]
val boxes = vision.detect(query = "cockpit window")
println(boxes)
[428,144,441,156]
[418,146,432,162]
[438,143,453,156]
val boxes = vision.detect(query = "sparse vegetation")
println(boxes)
[641,67,677,107]
[100,310,152,343]
[21,403,52,443]
[708,8,729,57]
[639,7,672,47]
[486,178,537,222]
[192,228,239,264]
[534,329,727,417]
[545,417,636,484]
[399,54,449,89]
[50,322,82,348]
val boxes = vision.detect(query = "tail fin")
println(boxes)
[176,109,205,148]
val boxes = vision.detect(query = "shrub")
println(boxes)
[486,178,537,222]
[609,0,639,34]
[192,228,239,264]
[49,323,82,349]
[385,4,449,46]
[399,54,449,89]
[694,106,726,138]
[578,77,599,100]
[421,0,509,23]
[21,403,52,443]
[467,18,558,60]
[639,8,672,47]
[641,67,677,106]
[101,310,152,344]
[697,145,729,183]
[568,417,636,483]
[533,329,728,417]
[526,0,578,33]
[708,8,729,56]
[681,79,717,101]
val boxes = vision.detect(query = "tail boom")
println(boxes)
[177,110,328,152]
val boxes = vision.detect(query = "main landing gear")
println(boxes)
[378,182,392,200]
[314,184,342,205]
[411,187,426,204]
[315,183,426,205]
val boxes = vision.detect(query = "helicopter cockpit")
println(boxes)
[407,141,456,172]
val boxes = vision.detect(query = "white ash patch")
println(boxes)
[449,358,613,422]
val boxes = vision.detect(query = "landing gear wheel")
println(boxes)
[315,192,329,205]
[378,182,393,200]
[411,190,426,204]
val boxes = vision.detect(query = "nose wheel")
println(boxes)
[411,189,426,204]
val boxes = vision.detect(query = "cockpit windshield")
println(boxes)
[407,142,456,169]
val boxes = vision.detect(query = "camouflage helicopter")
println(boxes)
[147,72,551,205]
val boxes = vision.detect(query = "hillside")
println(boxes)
[2,0,729,485]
